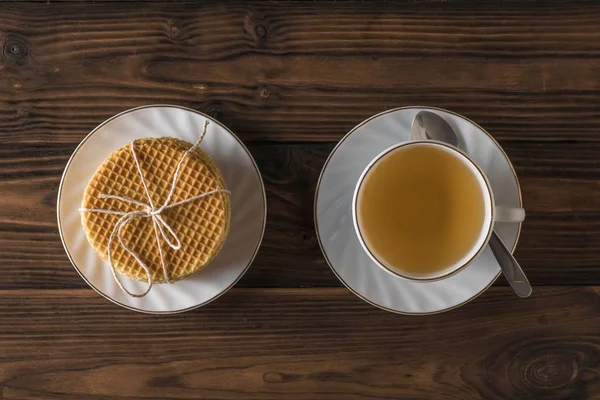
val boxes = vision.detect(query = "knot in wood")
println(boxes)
[256,85,278,103]
[258,86,271,99]
[253,23,269,42]
[166,20,184,40]
[244,11,269,46]
[3,36,28,63]
[522,353,579,390]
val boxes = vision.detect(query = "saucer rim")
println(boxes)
[57,104,267,314]
[314,106,523,315]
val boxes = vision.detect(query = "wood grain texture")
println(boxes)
[2,1,600,400]
[2,141,600,289]
[1,287,599,400]
[0,1,599,142]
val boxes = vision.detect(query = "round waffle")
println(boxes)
[81,137,230,284]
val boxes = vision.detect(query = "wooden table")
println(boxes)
[1,1,599,399]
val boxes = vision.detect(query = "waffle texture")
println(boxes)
[81,137,230,283]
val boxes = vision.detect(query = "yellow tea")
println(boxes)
[356,143,487,278]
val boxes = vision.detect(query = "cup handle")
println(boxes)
[495,206,525,223]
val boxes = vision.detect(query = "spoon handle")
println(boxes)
[488,231,532,298]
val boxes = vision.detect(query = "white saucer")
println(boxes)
[315,106,523,315]
[58,105,266,314]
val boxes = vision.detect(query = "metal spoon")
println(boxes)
[411,111,532,298]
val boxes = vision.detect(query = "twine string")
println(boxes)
[80,121,230,298]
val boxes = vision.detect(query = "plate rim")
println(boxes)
[314,106,523,315]
[57,104,267,314]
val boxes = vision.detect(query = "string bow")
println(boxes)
[80,121,230,297]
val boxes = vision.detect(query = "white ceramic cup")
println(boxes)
[352,140,525,281]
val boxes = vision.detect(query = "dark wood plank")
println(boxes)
[1,287,599,400]
[0,1,599,142]
[1,141,600,289]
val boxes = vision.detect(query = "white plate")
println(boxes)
[315,106,523,314]
[58,105,266,314]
